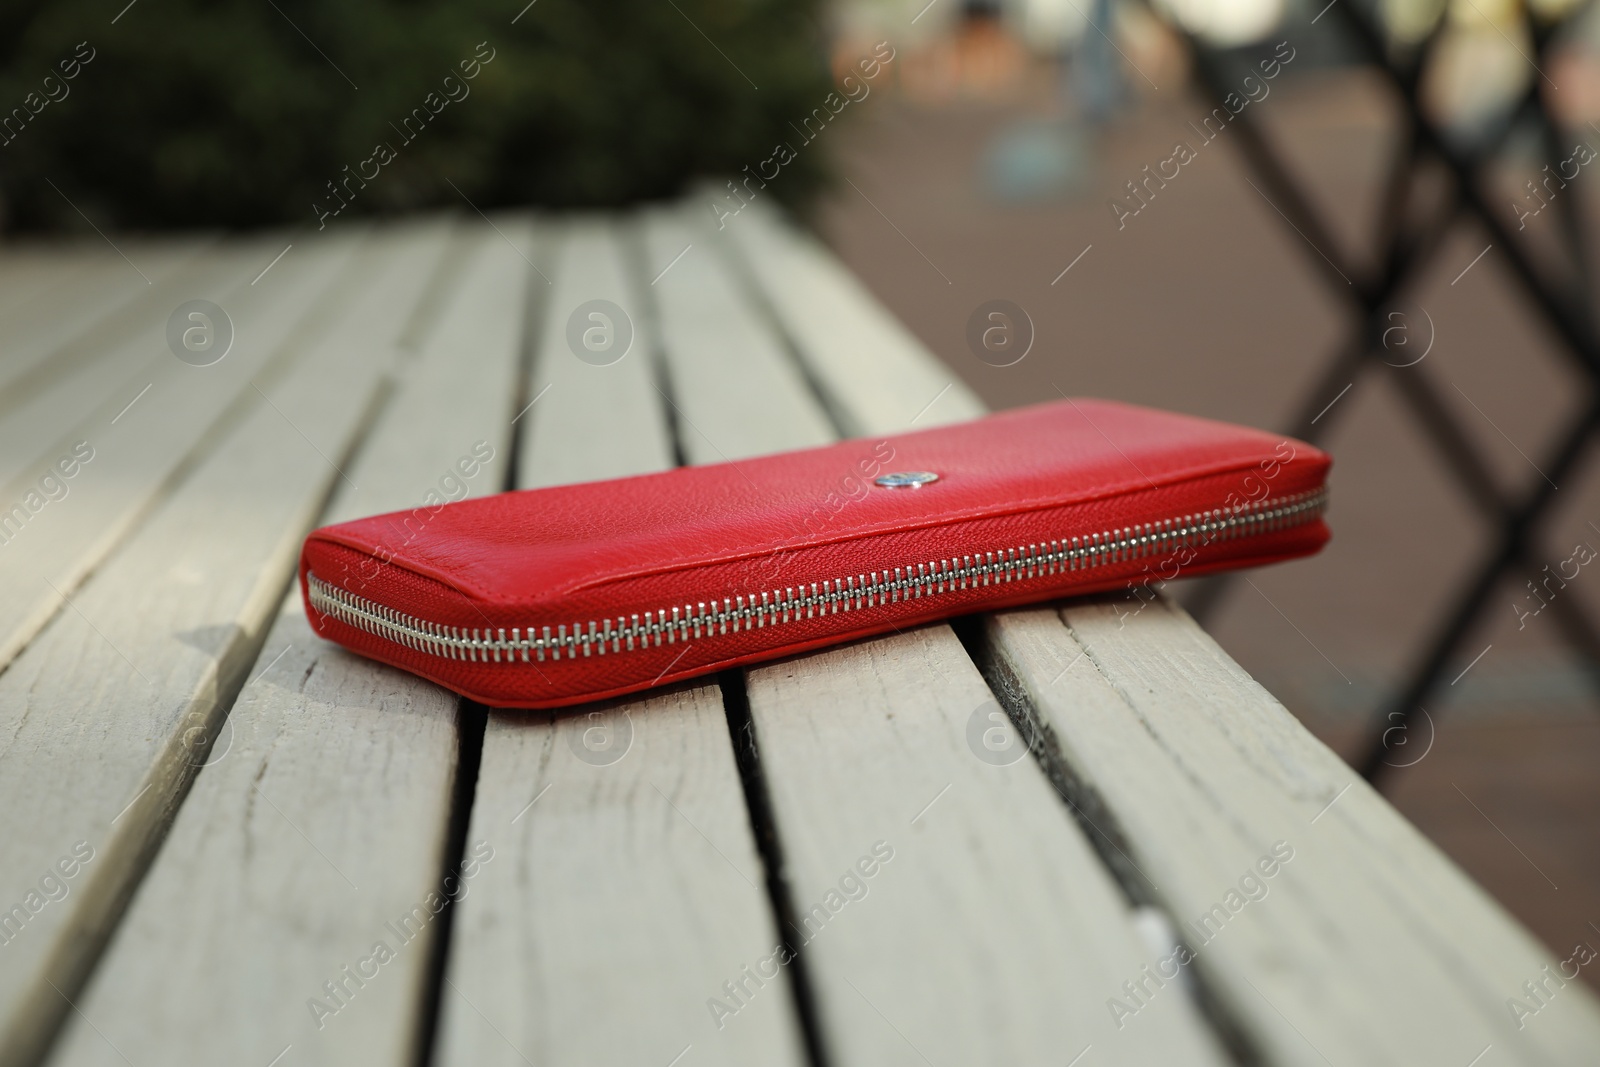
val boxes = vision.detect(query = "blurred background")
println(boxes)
[4,0,1598,988]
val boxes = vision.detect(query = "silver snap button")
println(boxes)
[875,471,940,489]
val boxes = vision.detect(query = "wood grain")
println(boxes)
[46,221,529,1067]
[986,598,1600,1066]
[515,217,675,489]
[437,217,808,1067]
[653,204,1228,1065]
[721,199,982,434]
[0,221,454,1067]
[0,232,365,675]
[1,198,1575,1067]
[644,207,836,463]
[732,203,1600,1066]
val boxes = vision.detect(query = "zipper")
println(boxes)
[307,486,1326,665]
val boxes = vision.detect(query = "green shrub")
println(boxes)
[0,0,835,232]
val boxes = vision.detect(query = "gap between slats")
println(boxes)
[625,216,832,1067]
[2,224,462,1067]
[0,232,364,675]
[411,220,551,1067]
[949,612,1265,1067]
[717,669,837,1067]
[707,202,1258,1064]
[5,378,397,1067]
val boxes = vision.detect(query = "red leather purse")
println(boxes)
[300,398,1330,708]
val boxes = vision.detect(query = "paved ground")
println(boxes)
[813,65,1600,980]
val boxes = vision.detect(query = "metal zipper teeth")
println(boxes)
[307,487,1326,666]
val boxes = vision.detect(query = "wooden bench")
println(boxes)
[2,199,1598,1067]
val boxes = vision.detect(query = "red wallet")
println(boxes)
[299,398,1330,708]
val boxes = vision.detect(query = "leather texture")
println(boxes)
[299,398,1332,708]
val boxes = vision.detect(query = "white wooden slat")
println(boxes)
[0,222,453,1067]
[0,232,361,675]
[647,205,1229,1065]
[438,218,807,1067]
[644,208,837,462]
[729,205,1600,1065]
[0,236,200,368]
[720,199,982,432]
[0,235,215,413]
[986,600,1600,1067]
[743,625,1237,1067]
[0,245,65,311]
[48,221,533,1067]
[0,247,101,332]
[0,238,266,490]
[516,219,675,488]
